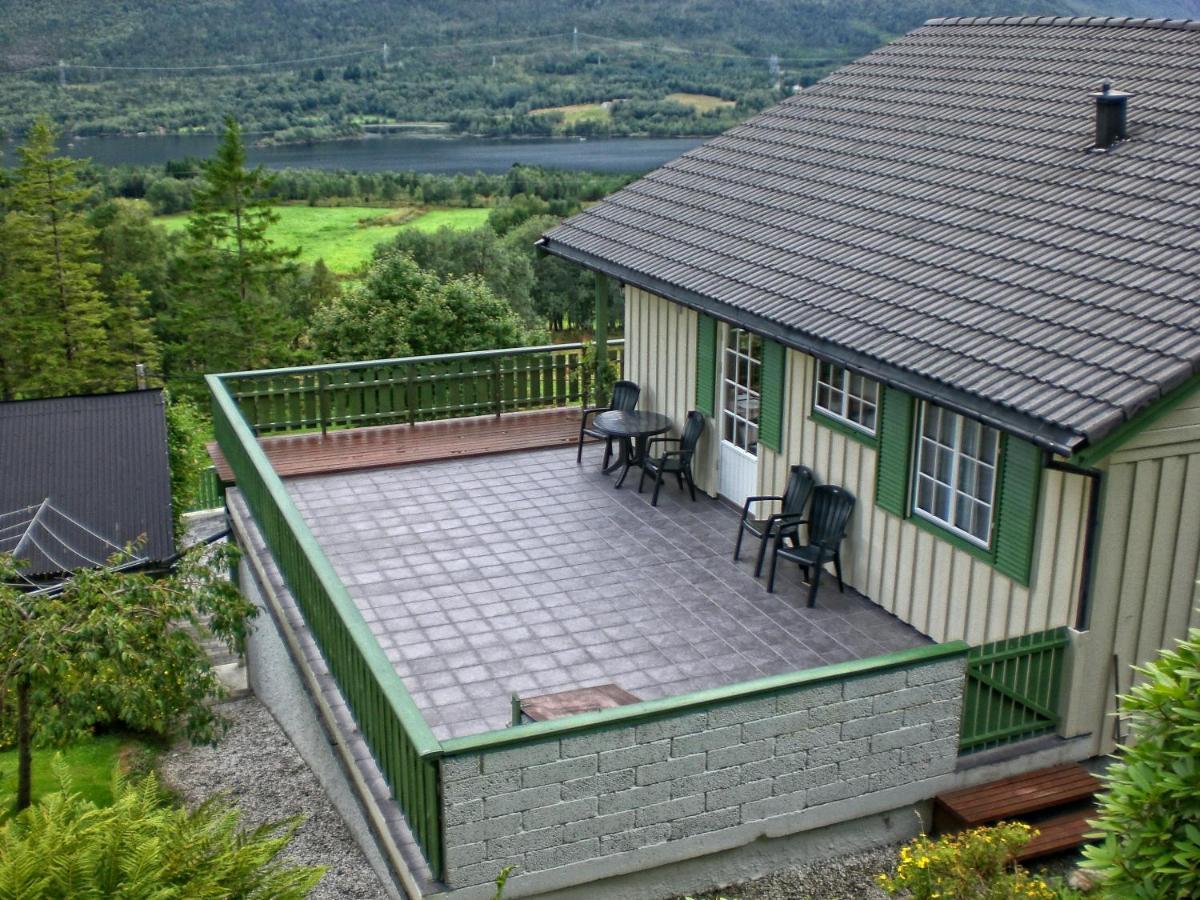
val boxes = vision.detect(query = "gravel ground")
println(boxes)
[679,845,896,900]
[159,697,386,899]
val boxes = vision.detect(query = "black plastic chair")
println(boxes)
[638,410,705,507]
[767,484,856,607]
[734,464,816,577]
[578,379,640,467]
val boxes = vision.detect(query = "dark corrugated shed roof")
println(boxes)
[541,16,1200,454]
[0,390,174,577]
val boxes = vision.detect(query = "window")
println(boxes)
[721,328,761,456]
[912,403,999,547]
[813,361,878,435]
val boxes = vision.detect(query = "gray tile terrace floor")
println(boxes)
[287,445,930,740]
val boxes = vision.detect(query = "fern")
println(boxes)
[0,764,324,899]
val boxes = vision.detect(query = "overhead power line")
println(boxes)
[17,28,850,77]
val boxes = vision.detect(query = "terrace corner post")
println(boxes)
[593,271,609,406]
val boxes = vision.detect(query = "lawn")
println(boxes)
[529,101,613,125]
[0,735,150,813]
[666,92,736,112]
[158,205,492,273]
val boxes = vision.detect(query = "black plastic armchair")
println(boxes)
[638,410,705,507]
[734,464,816,577]
[766,484,856,607]
[578,379,640,466]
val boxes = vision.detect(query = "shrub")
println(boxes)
[1080,626,1200,898]
[877,822,1057,899]
[0,762,324,898]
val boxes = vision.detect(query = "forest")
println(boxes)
[1,0,1186,142]
[0,117,626,406]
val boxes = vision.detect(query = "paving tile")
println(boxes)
[287,445,929,740]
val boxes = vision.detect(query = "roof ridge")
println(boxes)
[923,15,1200,32]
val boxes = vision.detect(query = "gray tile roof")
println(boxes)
[541,16,1200,454]
[0,390,174,577]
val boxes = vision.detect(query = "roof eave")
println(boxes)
[541,238,1086,456]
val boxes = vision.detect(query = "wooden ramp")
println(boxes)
[210,407,584,482]
[934,763,1101,861]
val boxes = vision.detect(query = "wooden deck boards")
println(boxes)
[210,407,585,482]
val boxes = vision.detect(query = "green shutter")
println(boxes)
[695,313,717,416]
[992,436,1042,585]
[875,386,914,517]
[759,339,786,452]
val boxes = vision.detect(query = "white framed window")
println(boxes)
[912,402,1000,547]
[813,361,878,435]
[721,328,761,456]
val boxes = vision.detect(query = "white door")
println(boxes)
[717,326,761,506]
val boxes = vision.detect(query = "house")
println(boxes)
[540,14,1200,764]
[214,16,1200,900]
[0,390,174,580]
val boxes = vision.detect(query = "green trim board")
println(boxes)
[440,641,968,757]
[759,339,787,452]
[810,407,879,448]
[695,313,718,416]
[1070,372,1200,467]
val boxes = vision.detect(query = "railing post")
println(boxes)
[492,355,502,417]
[318,371,330,436]
[593,273,610,407]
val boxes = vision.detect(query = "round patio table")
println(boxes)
[591,410,672,488]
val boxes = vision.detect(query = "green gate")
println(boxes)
[959,627,1069,754]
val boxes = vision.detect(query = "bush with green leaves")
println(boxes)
[0,763,324,898]
[1081,626,1200,898]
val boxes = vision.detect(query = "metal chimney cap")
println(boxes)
[1091,82,1131,101]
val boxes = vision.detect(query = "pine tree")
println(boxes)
[1,119,112,398]
[165,117,297,380]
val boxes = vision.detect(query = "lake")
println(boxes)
[60,133,706,174]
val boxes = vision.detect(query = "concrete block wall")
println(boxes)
[439,655,965,889]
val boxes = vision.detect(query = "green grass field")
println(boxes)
[666,92,736,112]
[158,205,492,273]
[0,735,145,814]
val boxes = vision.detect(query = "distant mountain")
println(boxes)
[1,0,1195,141]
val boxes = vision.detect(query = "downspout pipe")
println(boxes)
[1045,456,1103,631]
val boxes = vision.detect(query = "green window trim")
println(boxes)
[810,407,880,448]
[695,313,717,416]
[874,387,1042,586]
[759,339,786,453]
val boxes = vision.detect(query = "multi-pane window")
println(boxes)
[913,403,999,547]
[813,361,878,435]
[721,328,761,455]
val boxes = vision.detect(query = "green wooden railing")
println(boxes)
[221,341,624,435]
[959,627,1069,754]
[208,373,445,875]
[186,466,224,512]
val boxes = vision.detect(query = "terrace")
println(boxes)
[210,342,970,895]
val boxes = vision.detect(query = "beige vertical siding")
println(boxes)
[757,345,1091,647]
[626,289,1200,758]
[1063,387,1200,755]
[622,287,717,494]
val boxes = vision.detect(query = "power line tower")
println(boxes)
[381,42,389,68]
[58,60,67,87]
[573,27,579,54]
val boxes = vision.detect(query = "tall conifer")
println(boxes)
[166,117,297,378]
[2,119,113,397]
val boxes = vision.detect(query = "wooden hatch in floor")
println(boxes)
[934,763,1101,861]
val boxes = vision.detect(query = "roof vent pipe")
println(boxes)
[1091,82,1129,150]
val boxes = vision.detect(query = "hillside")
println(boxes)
[0,0,1193,141]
